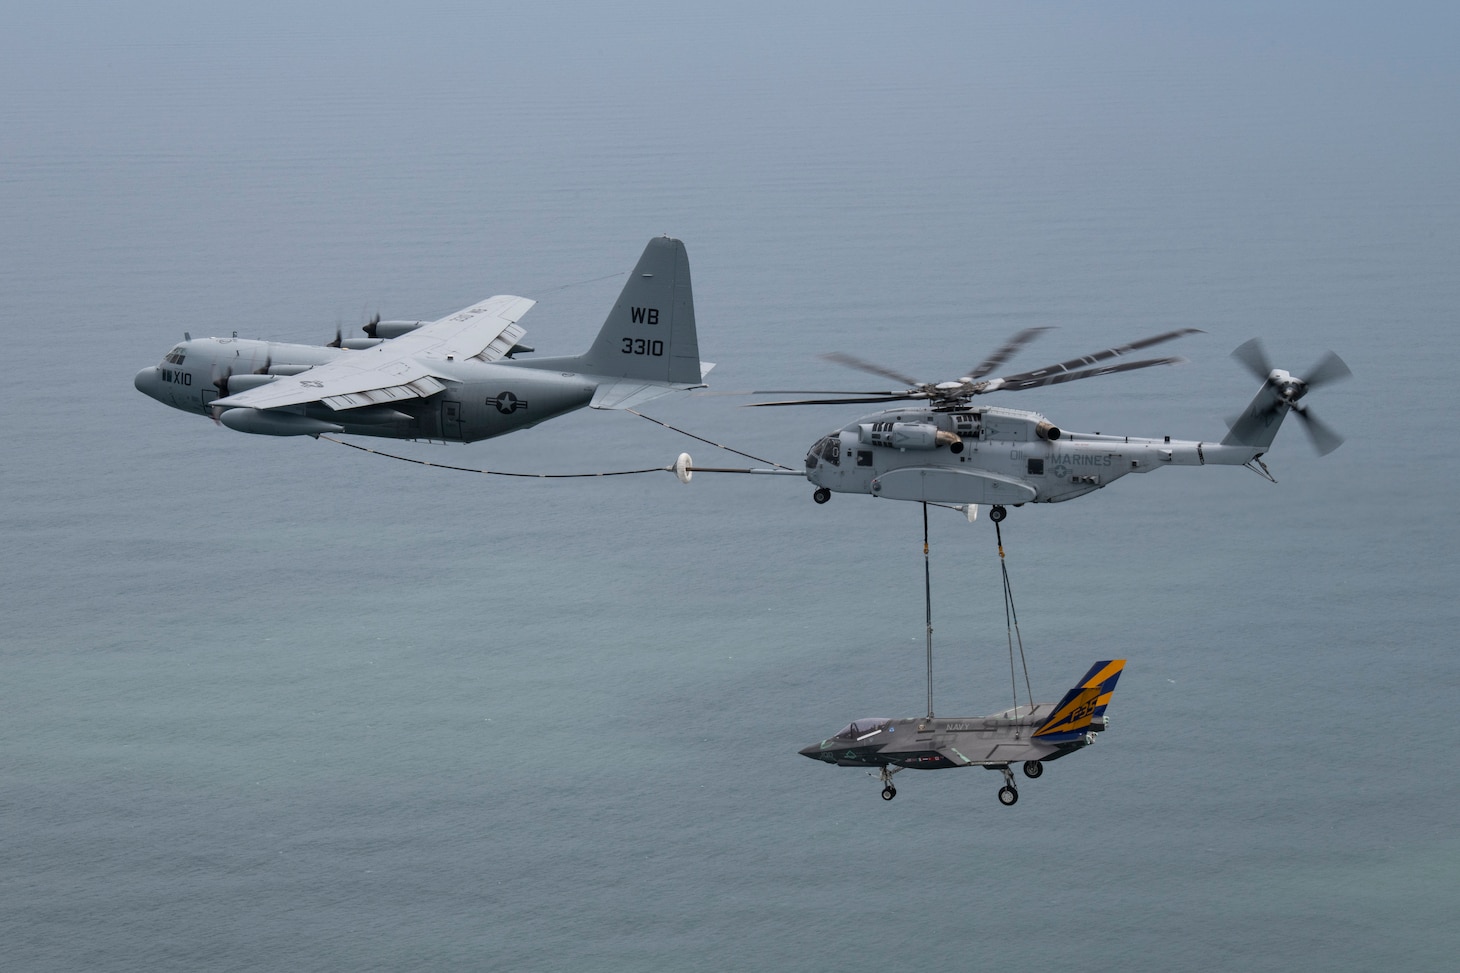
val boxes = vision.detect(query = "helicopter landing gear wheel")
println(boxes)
[813,487,831,504]
[989,504,1007,523]
[1023,760,1044,779]
[881,786,896,801]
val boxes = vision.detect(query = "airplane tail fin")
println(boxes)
[1032,660,1125,741]
[572,236,705,388]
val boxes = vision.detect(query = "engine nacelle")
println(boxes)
[858,422,961,451]
[218,409,344,437]
[221,373,277,394]
[1036,420,1061,441]
[371,320,425,339]
[340,337,385,350]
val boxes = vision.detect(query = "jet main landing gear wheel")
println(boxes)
[997,765,1019,806]
[1022,760,1043,779]
[813,487,831,504]
[881,786,896,801]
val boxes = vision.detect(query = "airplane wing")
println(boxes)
[211,295,535,412]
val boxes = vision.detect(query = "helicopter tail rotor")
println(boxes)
[1290,402,1345,455]
[1224,339,1350,454]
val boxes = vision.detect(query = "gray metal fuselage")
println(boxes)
[803,404,1272,506]
[134,337,600,443]
[800,706,1103,772]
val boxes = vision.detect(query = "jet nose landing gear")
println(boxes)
[878,766,901,800]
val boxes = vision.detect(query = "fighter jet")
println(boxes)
[799,660,1125,805]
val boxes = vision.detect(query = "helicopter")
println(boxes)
[744,332,1350,520]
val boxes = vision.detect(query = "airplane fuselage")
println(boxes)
[799,707,1102,772]
[803,404,1275,506]
[135,336,604,443]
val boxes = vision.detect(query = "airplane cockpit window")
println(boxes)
[835,718,891,740]
[164,347,186,365]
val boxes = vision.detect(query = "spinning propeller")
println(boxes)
[1229,338,1351,455]
[211,364,234,398]
[749,327,1202,409]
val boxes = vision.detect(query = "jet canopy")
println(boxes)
[834,718,892,740]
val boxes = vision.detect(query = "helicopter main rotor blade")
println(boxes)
[964,327,1052,381]
[997,356,1188,392]
[995,328,1202,387]
[820,352,922,388]
[749,389,904,396]
[1302,350,1352,389]
[745,394,925,408]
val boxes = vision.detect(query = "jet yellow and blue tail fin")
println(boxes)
[1032,660,1125,741]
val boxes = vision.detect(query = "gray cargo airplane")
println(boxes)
[135,237,710,441]
[800,660,1125,805]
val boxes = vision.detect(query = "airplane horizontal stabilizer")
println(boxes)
[589,381,689,411]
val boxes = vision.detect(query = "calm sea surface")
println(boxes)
[3,3,1458,970]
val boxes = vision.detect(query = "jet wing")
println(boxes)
[212,295,535,412]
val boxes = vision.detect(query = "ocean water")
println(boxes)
[3,3,1458,970]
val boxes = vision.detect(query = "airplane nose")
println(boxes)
[134,367,156,394]
[798,743,827,760]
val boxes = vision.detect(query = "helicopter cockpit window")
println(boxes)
[816,435,841,466]
[834,718,891,740]
[163,346,186,365]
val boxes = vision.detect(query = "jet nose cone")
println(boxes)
[798,743,826,760]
